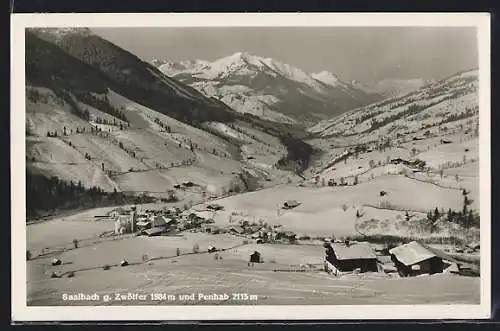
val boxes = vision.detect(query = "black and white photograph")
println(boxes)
[11,13,491,321]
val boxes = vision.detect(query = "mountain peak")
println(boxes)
[221,52,262,67]
[230,51,257,60]
[151,58,166,67]
[312,70,340,87]
[33,27,94,39]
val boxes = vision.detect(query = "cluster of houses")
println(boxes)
[323,239,479,278]
[108,200,306,245]
[389,158,426,170]
[107,205,479,279]
[109,205,213,237]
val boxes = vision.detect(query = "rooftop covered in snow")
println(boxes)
[329,241,377,260]
[389,241,437,266]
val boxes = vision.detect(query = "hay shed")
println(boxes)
[249,251,262,263]
[325,241,378,275]
[389,241,444,277]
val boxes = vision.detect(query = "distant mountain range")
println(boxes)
[353,78,435,98]
[309,69,478,141]
[152,52,386,125]
[24,27,477,206]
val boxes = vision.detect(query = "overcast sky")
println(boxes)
[93,27,478,84]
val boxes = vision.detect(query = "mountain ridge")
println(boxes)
[25,28,315,204]
[154,52,384,125]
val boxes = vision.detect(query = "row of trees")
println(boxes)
[368,102,434,133]
[226,123,272,147]
[26,172,107,218]
[94,116,127,129]
[275,135,314,175]
[26,88,49,104]
[46,126,90,137]
[28,86,129,128]
[154,118,173,133]
[26,172,155,219]
[437,105,479,127]
[72,90,129,123]
[52,89,91,121]
[423,189,479,232]
[354,109,384,125]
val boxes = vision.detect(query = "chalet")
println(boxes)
[114,215,132,234]
[467,242,480,251]
[207,203,224,211]
[389,241,444,277]
[165,207,180,216]
[277,231,297,242]
[142,227,165,237]
[249,251,262,263]
[109,207,127,218]
[324,241,378,276]
[249,225,262,233]
[409,159,426,169]
[282,200,301,209]
[136,220,152,231]
[390,158,410,166]
[250,233,261,239]
[328,179,337,186]
[201,224,219,234]
[151,215,174,228]
[51,258,62,266]
[390,158,425,170]
[226,225,245,235]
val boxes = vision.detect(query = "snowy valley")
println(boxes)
[23,27,483,308]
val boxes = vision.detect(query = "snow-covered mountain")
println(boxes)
[308,69,478,142]
[312,70,347,88]
[154,52,383,125]
[155,59,210,77]
[25,28,312,199]
[353,78,434,98]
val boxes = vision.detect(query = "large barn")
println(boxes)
[324,241,378,276]
[389,241,444,277]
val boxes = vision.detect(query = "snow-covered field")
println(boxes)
[25,86,289,198]
[26,215,479,306]
[190,174,467,238]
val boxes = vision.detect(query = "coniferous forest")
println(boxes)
[26,171,155,220]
